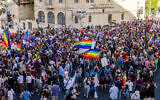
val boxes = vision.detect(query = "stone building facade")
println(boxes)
[35,0,145,28]
[0,0,145,32]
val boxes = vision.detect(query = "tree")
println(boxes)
[145,0,159,15]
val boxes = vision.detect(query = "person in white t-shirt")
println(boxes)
[126,79,133,95]
[26,73,32,92]
[8,86,15,100]
[109,83,119,100]
[131,90,140,100]
[17,73,24,93]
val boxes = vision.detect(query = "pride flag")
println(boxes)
[137,43,140,50]
[122,75,127,86]
[111,27,120,31]
[23,30,29,40]
[73,39,96,49]
[83,49,100,59]
[28,33,36,39]
[111,20,117,24]
[59,66,65,77]
[123,58,129,63]
[39,42,47,54]
[148,32,155,46]
[15,44,21,56]
[3,29,11,49]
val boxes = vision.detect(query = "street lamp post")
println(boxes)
[65,0,66,31]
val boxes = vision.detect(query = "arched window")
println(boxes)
[38,11,45,23]
[57,12,65,25]
[89,15,92,22]
[48,12,55,24]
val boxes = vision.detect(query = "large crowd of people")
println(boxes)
[0,19,160,100]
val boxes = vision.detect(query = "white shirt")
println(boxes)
[17,75,24,84]
[126,81,133,91]
[131,93,140,99]
[8,89,14,100]
[26,76,32,83]
[109,86,119,99]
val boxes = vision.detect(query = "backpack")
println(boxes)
[65,88,71,96]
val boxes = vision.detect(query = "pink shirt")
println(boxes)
[145,60,150,69]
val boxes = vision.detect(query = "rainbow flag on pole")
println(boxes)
[3,29,11,49]
[39,42,47,54]
[148,32,155,46]
[28,33,36,39]
[73,39,96,49]
[83,49,100,59]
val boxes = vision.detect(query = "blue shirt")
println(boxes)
[51,85,59,96]
[22,91,30,100]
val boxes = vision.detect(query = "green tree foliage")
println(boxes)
[145,0,159,14]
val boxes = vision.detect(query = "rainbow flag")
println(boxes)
[111,20,117,24]
[83,49,100,59]
[123,58,129,62]
[15,44,21,56]
[148,32,155,46]
[137,43,140,50]
[122,75,127,86]
[111,27,120,31]
[59,66,65,77]
[73,39,96,49]
[3,29,11,49]
[28,33,36,39]
[39,42,47,54]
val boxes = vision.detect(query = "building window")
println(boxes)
[102,9,105,13]
[59,0,63,3]
[38,11,45,23]
[121,12,124,20]
[89,15,92,22]
[28,22,32,30]
[39,0,42,2]
[74,0,78,3]
[75,16,78,23]
[86,0,89,3]
[23,23,25,30]
[49,0,53,5]
[57,12,65,25]
[91,0,94,3]
[108,14,112,22]
[48,12,55,24]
